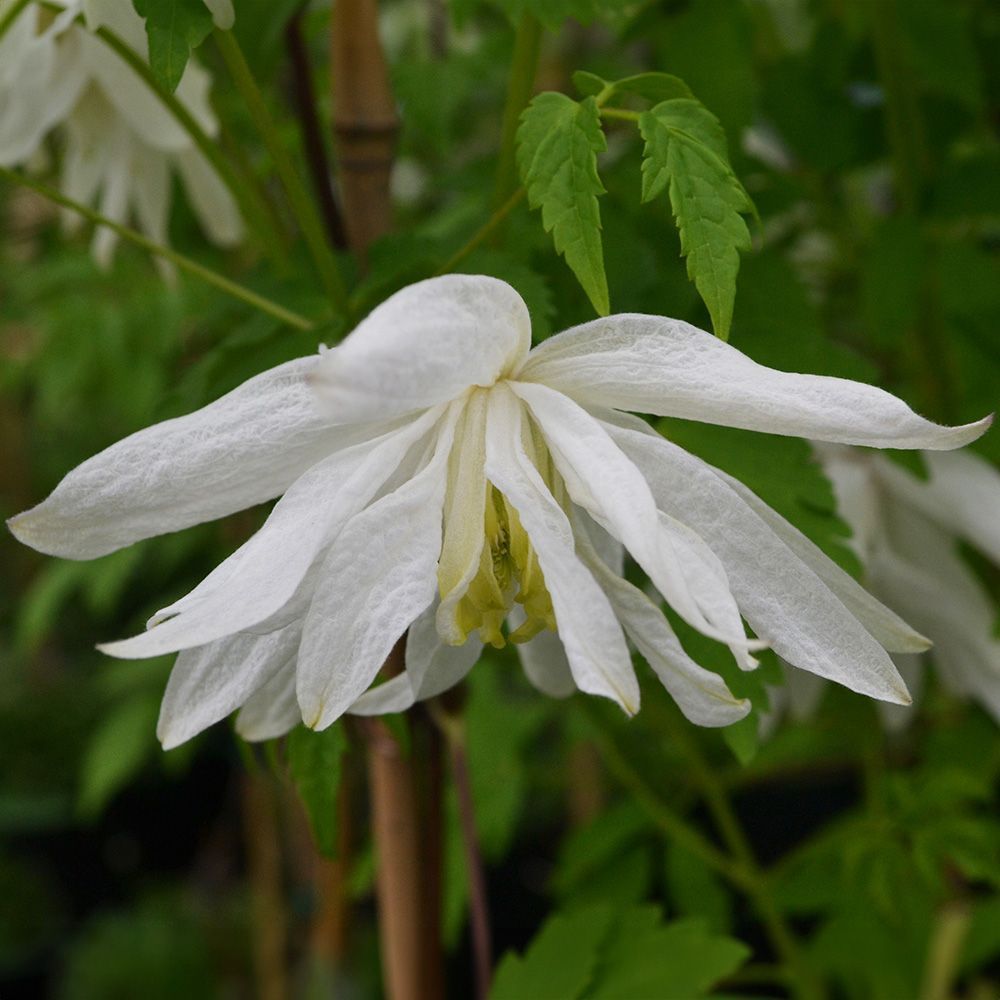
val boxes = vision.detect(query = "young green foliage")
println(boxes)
[286,723,346,858]
[492,904,749,998]
[517,92,610,316]
[639,99,754,340]
[132,0,214,92]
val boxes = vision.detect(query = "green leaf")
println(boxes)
[492,905,749,1000]
[132,0,214,92]
[571,71,693,104]
[586,911,750,998]
[491,906,614,1000]
[664,841,733,934]
[287,724,346,858]
[78,693,160,820]
[517,92,610,316]
[639,98,754,340]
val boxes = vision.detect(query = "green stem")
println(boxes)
[214,29,352,320]
[0,0,31,41]
[434,188,526,276]
[578,701,750,888]
[493,13,543,211]
[919,902,971,1000]
[0,167,314,331]
[660,712,824,1000]
[599,107,641,123]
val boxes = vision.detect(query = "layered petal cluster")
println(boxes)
[0,0,242,265]
[8,276,992,748]
[776,446,1000,730]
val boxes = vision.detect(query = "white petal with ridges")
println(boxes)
[519,315,991,449]
[98,408,443,659]
[483,385,639,713]
[236,662,301,742]
[573,512,750,727]
[719,468,930,654]
[604,419,911,704]
[311,276,530,424]
[511,381,757,654]
[297,405,463,730]
[509,608,576,698]
[157,623,301,749]
[8,358,362,559]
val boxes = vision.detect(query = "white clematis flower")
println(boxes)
[8,276,993,748]
[774,446,1000,731]
[0,0,242,265]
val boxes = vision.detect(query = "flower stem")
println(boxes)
[434,188,526,276]
[493,13,542,211]
[0,0,31,42]
[918,901,971,1000]
[214,29,352,318]
[659,711,825,1000]
[0,167,315,330]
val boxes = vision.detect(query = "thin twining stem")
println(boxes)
[434,189,526,277]
[214,29,353,320]
[0,167,314,331]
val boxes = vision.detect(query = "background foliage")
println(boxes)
[1,0,998,996]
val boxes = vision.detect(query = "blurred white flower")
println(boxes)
[806,445,1000,730]
[8,276,992,747]
[0,0,241,265]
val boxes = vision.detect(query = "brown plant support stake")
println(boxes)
[331,0,399,260]
[242,770,289,1000]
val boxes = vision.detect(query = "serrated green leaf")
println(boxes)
[609,73,694,104]
[639,98,754,339]
[585,910,750,998]
[491,905,614,1000]
[287,724,346,858]
[517,92,610,315]
[133,0,214,92]
[572,70,607,98]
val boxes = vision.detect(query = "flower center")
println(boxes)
[449,485,555,648]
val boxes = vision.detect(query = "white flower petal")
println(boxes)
[573,512,750,727]
[8,358,359,559]
[311,276,530,424]
[604,419,911,704]
[203,0,235,30]
[235,661,301,742]
[878,654,923,733]
[877,450,1000,565]
[175,147,244,246]
[297,404,463,730]
[436,389,489,642]
[98,409,442,659]
[719,466,930,654]
[511,381,758,655]
[483,385,639,713]
[871,546,1000,723]
[156,622,301,750]
[510,609,577,698]
[519,315,991,449]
